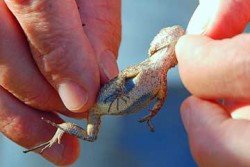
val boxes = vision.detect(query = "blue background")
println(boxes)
[0,1,199,166]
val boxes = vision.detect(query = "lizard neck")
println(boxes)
[149,44,178,73]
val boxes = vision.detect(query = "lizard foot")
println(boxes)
[23,138,60,154]
[23,117,92,153]
[138,116,155,132]
[23,118,65,154]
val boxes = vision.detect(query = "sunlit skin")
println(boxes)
[176,0,250,166]
[0,0,120,165]
[2,0,250,166]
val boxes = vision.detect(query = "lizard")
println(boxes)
[23,25,185,154]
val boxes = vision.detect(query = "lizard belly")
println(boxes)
[96,77,156,115]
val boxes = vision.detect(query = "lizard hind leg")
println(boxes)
[23,118,71,154]
[138,78,167,132]
[23,117,92,154]
[138,97,165,132]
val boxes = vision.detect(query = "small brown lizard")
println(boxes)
[23,25,185,154]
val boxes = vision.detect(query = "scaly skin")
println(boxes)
[23,25,185,154]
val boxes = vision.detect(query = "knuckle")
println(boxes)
[5,0,50,9]
[237,56,250,90]
[21,86,64,111]
[5,0,47,15]
[22,93,49,109]
[229,38,250,96]
[42,45,71,78]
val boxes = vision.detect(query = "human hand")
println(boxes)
[0,0,120,165]
[176,0,250,166]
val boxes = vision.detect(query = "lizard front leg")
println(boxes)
[138,75,167,132]
[23,112,101,154]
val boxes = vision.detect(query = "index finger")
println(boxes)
[187,0,250,38]
[176,33,250,100]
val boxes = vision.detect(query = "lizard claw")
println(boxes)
[23,118,65,154]
[23,139,58,154]
[138,117,155,132]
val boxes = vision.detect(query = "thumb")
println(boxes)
[5,0,99,112]
[187,0,250,38]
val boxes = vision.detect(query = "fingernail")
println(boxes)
[58,81,88,111]
[186,5,209,35]
[99,50,119,82]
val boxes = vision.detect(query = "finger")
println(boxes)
[181,96,250,167]
[0,1,66,112]
[187,0,250,38]
[223,100,250,120]
[176,33,250,100]
[0,86,80,165]
[5,0,99,112]
[0,2,85,118]
[77,0,121,84]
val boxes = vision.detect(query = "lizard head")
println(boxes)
[148,25,185,56]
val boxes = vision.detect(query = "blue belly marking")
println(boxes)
[123,78,136,93]
[98,77,154,115]
[120,93,152,115]
[117,78,153,115]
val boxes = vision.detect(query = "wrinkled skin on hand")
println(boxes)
[176,0,250,167]
[0,0,121,165]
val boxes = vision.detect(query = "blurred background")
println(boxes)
[0,0,198,166]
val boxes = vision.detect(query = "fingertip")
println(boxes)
[176,34,212,56]
[176,35,204,75]
[179,96,196,132]
[181,97,250,166]
[180,96,227,165]
[186,3,211,35]
[175,35,205,58]
[175,35,189,60]
[58,81,89,112]
[180,96,229,133]
[99,50,119,84]
[176,35,214,94]
[188,0,250,39]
